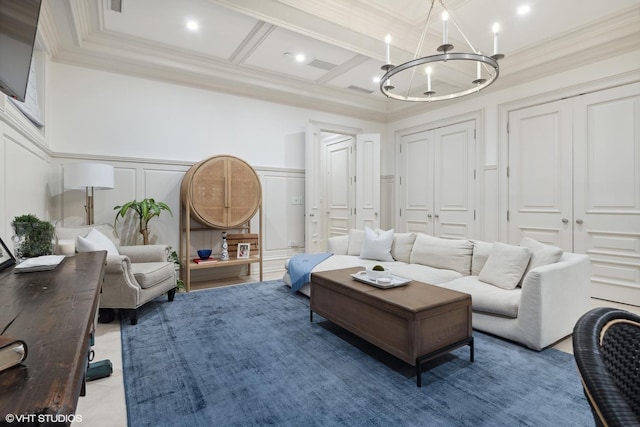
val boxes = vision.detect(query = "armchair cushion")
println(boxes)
[119,244,169,263]
[131,262,175,289]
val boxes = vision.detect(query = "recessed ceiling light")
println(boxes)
[295,54,306,63]
[517,5,531,15]
[373,76,381,83]
[186,20,199,31]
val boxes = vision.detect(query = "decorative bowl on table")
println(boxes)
[197,249,212,260]
[365,265,391,280]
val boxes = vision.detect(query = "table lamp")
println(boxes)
[64,162,115,225]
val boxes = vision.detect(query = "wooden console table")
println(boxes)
[0,251,106,425]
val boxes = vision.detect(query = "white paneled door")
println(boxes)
[355,134,381,231]
[398,129,433,233]
[305,128,323,253]
[573,85,640,305]
[399,120,476,238]
[434,121,477,239]
[306,124,381,251]
[508,100,574,248]
[508,82,640,305]
[325,138,352,239]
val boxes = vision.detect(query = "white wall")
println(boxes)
[48,62,383,168]
[0,95,51,246]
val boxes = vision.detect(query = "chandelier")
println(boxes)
[379,0,504,102]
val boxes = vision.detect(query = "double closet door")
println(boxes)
[508,83,640,305]
[398,120,476,239]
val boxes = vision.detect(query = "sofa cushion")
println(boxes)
[478,242,531,290]
[327,235,349,255]
[440,276,521,318]
[519,237,563,284]
[131,262,176,289]
[347,229,365,256]
[390,232,416,263]
[359,227,394,262]
[471,240,493,275]
[409,234,473,275]
[76,228,120,256]
[391,263,463,285]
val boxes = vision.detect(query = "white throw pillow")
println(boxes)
[478,242,531,290]
[390,232,417,263]
[409,233,473,275]
[347,229,365,256]
[471,241,493,276]
[359,227,394,262]
[519,237,563,284]
[76,228,120,256]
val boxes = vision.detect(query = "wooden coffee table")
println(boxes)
[310,267,473,387]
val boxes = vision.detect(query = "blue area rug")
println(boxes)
[121,280,591,426]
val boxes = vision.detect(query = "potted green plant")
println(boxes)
[168,246,185,291]
[11,214,55,259]
[114,198,172,245]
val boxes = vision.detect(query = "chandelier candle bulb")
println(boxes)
[442,11,449,44]
[476,57,481,79]
[492,23,500,55]
[427,66,432,91]
[385,34,391,64]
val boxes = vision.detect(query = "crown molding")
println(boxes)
[52,37,388,122]
[43,1,640,124]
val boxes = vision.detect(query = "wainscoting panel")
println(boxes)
[482,167,498,242]
[1,126,51,240]
[258,169,305,276]
[140,168,186,248]
[381,175,394,231]
[54,156,305,279]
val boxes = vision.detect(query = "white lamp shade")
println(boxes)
[64,163,115,190]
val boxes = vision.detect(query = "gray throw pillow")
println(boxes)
[478,242,531,290]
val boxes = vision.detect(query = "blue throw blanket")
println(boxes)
[288,252,333,292]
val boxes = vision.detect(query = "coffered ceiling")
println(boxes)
[39,0,640,122]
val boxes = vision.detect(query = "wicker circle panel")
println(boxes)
[181,155,261,228]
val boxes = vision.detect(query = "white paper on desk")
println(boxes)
[14,255,65,272]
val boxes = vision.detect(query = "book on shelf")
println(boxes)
[192,257,218,264]
[0,336,28,372]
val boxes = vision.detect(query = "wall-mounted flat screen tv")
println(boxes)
[0,0,42,102]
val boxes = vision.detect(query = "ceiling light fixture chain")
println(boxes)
[379,0,504,102]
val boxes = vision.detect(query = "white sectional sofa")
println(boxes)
[284,229,592,351]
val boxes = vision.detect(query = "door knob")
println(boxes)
[562,218,569,224]
[309,213,315,217]
[576,219,583,225]
[434,214,439,218]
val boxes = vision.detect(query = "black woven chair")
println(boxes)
[573,307,640,427]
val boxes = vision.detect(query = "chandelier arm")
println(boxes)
[439,0,478,54]
[406,0,436,98]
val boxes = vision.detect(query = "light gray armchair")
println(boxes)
[55,224,177,325]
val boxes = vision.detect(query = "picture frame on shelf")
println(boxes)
[237,243,250,259]
[0,237,16,271]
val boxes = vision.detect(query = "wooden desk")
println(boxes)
[0,251,106,425]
